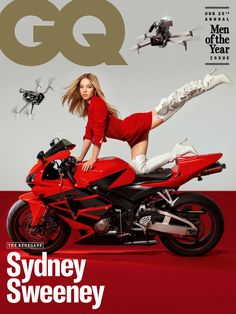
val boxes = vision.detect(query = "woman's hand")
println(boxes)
[82,158,96,172]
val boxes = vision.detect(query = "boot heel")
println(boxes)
[172,142,198,157]
[179,138,188,145]
[209,68,217,75]
[203,71,232,91]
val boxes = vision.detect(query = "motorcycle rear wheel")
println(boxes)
[7,200,71,255]
[159,193,224,256]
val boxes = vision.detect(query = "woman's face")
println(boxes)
[79,78,95,102]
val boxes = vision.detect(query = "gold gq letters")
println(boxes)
[0,0,126,65]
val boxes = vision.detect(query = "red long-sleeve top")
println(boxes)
[83,96,152,148]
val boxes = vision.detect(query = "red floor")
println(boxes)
[1,191,236,314]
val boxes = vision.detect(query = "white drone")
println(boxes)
[13,78,55,119]
[130,17,194,53]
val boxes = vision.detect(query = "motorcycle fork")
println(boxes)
[19,192,48,226]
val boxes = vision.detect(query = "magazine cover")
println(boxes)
[1,1,235,313]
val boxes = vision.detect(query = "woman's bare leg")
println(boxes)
[131,137,149,159]
[130,112,197,174]
[151,111,164,129]
[130,136,174,174]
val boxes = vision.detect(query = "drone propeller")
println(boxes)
[43,77,56,94]
[35,78,42,92]
[173,25,204,38]
[171,35,199,44]
[168,23,204,40]
[171,30,193,39]
[185,35,200,42]
[129,42,151,53]
[12,102,29,117]
[136,33,154,42]
[48,77,56,85]
[136,34,148,41]
[190,25,205,32]
[169,37,197,51]
[12,106,18,114]
[48,77,56,89]
[24,109,35,120]
[129,44,141,53]
[12,106,20,119]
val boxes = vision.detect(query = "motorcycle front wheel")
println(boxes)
[7,200,71,255]
[159,193,224,256]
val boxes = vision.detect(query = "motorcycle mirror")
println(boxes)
[50,138,60,147]
[37,150,45,161]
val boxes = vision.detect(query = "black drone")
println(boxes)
[13,78,55,119]
[130,18,194,53]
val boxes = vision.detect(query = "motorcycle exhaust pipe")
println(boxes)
[104,231,118,236]
[123,240,158,245]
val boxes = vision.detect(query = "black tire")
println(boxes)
[159,193,224,256]
[7,200,71,255]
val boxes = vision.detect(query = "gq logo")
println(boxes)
[0,0,126,65]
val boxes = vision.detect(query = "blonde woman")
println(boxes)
[63,71,231,173]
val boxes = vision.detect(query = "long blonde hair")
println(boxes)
[62,73,120,118]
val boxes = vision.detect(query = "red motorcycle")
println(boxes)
[7,138,225,256]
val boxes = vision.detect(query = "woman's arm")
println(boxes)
[80,97,107,171]
[76,139,92,162]
[90,97,108,146]
[77,139,100,171]
[81,144,101,172]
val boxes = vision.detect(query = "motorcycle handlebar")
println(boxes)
[66,168,76,185]
[60,156,77,186]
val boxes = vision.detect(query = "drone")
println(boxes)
[130,18,194,53]
[13,78,55,119]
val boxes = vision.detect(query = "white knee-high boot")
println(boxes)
[131,153,173,175]
[131,143,197,175]
[155,69,231,121]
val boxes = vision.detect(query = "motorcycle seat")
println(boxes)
[134,168,173,184]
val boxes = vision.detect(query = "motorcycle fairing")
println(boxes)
[44,139,75,158]
[75,157,136,189]
[90,169,127,189]
[29,150,71,175]
[141,153,223,188]
[41,188,92,202]
[19,192,47,226]
[46,190,113,242]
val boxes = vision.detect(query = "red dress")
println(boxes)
[83,96,153,148]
